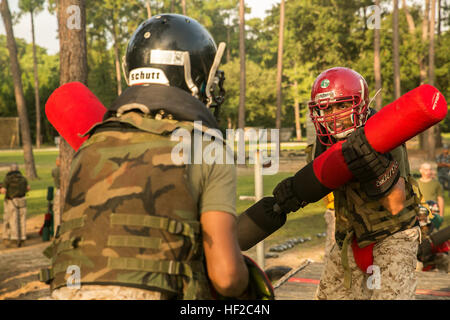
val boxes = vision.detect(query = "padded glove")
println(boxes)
[273,177,308,214]
[237,197,286,251]
[342,127,400,200]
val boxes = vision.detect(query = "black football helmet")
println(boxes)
[122,14,226,113]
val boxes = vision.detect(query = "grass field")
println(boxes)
[0,148,449,248]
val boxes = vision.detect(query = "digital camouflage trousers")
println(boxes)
[316,227,420,300]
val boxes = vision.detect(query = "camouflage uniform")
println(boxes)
[315,144,421,300]
[3,170,28,242]
[2,201,10,241]
[316,227,419,300]
[42,111,236,300]
[51,285,170,300]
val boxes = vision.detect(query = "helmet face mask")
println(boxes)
[122,14,226,114]
[309,95,367,143]
[308,67,369,146]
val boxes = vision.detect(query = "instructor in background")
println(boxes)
[1,163,30,247]
[418,162,444,218]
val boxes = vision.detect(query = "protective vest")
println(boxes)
[41,111,212,300]
[4,171,27,199]
[334,168,419,249]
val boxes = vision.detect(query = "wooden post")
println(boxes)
[255,150,265,269]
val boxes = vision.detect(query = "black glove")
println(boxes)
[342,127,400,200]
[273,177,308,214]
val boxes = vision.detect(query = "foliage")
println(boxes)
[0,0,449,145]
[0,35,59,144]
[18,0,45,16]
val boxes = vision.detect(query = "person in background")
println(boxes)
[1,182,11,247]
[418,162,444,218]
[1,163,30,247]
[436,145,450,196]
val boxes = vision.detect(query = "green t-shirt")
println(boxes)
[187,137,236,217]
[417,179,443,202]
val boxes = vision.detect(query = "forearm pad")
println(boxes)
[237,197,287,251]
[272,161,333,214]
[342,127,400,200]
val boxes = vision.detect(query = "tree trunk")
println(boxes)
[111,13,122,96]
[181,0,186,15]
[275,0,285,130]
[374,0,382,110]
[146,0,151,18]
[0,0,38,179]
[419,0,429,149]
[30,10,42,149]
[57,0,88,214]
[171,0,175,12]
[393,0,401,99]
[426,0,437,160]
[293,80,301,141]
[238,0,246,129]
[404,0,427,148]
[437,0,441,41]
[402,0,416,34]
[362,6,367,32]
[226,26,231,63]
[429,0,436,86]
[420,0,430,85]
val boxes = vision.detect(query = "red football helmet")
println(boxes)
[308,67,370,146]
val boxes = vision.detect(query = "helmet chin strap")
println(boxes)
[333,128,354,140]
[205,42,226,108]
